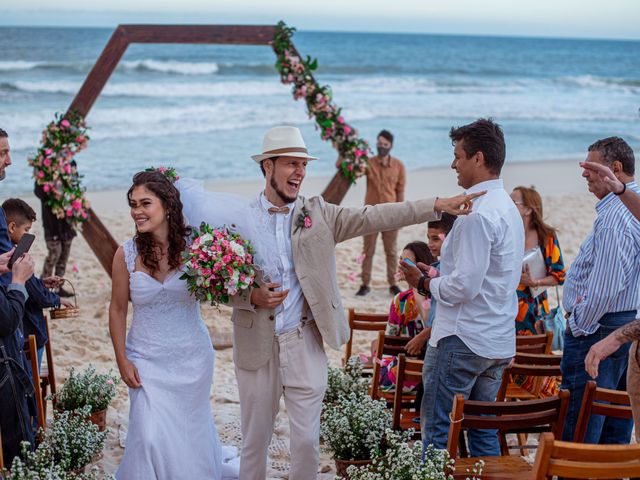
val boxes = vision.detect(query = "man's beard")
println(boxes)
[0,169,6,181]
[270,175,297,204]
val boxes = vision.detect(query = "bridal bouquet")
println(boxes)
[181,222,256,306]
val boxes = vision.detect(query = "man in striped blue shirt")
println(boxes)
[562,136,639,444]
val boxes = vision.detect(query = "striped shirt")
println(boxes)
[563,182,640,336]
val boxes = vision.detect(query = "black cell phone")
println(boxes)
[8,233,35,269]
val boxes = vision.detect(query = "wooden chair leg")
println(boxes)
[27,335,46,432]
[516,432,529,456]
[0,426,4,471]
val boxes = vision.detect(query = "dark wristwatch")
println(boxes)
[417,275,431,298]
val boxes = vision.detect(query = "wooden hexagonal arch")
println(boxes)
[62,24,351,276]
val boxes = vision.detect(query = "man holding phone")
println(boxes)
[0,126,39,466]
[3,198,72,372]
[400,119,524,457]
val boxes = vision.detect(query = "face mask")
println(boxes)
[377,146,390,158]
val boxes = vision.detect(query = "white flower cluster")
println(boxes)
[344,429,484,480]
[46,406,108,472]
[55,365,119,413]
[6,406,109,479]
[324,357,369,404]
[320,392,391,461]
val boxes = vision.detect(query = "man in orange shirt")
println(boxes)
[357,130,406,296]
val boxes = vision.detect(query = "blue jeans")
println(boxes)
[421,335,510,457]
[560,310,635,443]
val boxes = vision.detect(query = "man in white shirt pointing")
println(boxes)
[401,118,524,457]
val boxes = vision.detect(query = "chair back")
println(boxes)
[447,389,570,458]
[24,335,46,431]
[43,315,57,407]
[532,431,640,479]
[573,380,632,443]
[515,332,553,354]
[343,308,388,365]
[370,332,424,400]
[496,353,563,401]
[392,353,424,432]
[0,424,4,471]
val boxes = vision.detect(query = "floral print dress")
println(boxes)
[515,233,566,396]
[378,289,425,392]
[515,234,566,335]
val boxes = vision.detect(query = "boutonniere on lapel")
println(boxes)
[294,207,312,233]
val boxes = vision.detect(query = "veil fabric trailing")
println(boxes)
[175,178,281,283]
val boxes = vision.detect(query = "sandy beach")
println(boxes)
[6,158,598,478]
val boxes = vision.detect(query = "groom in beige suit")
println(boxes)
[231,126,482,479]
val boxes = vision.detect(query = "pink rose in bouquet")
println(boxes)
[181,222,256,306]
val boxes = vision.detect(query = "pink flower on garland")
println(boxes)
[60,119,70,128]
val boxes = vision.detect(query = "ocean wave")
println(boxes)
[0,79,291,97]
[0,59,222,75]
[120,59,220,75]
[555,75,640,92]
[0,77,532,98]
[0,61,43,71]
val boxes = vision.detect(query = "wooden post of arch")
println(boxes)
[62,24,354,276]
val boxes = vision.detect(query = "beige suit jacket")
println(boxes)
[231,195,440,370]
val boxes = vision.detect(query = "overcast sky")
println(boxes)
[2,0,639,40]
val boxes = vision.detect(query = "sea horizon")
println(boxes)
[1,26,638,196]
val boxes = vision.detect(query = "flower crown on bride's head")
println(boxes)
[145,166,180,183]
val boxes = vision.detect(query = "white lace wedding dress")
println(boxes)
[116,239,239,480]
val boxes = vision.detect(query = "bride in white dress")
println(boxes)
[109,170,239,479]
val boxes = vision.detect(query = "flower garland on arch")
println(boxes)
[273,21,370,184]
[28,112,91,226]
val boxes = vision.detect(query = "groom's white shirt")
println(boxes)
[258,193,312,334]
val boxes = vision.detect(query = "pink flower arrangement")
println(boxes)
[273,21,370,184]
[28,111,91,226]
[181,222,256,306]
[146,166,180,183]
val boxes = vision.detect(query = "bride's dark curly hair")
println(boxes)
[127,170,190,275]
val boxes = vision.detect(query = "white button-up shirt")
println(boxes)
[259,193,310,334]
[429,179,524,359]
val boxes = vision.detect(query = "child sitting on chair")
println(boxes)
[377,241,434,393]
[2,199,72,372]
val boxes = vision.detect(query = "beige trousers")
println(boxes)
[361,229,398,287]
[235,320,328,480]
[627,340,640,443]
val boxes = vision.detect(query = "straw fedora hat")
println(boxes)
[251,126,318,163]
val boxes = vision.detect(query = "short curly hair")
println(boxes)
[588,137,635,176]
[0,128,8,138]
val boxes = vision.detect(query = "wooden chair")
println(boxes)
[573,380,633,443]
[23,335,46,432]
[391,353,423,437]
[342,308,388,368]
[515,332,553,354]
[370,331,426,404]
[0,425,4,471]
[532,431,640,479]
[38,315,57,417]
[447,390,569,475]
[497,353,563,401]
